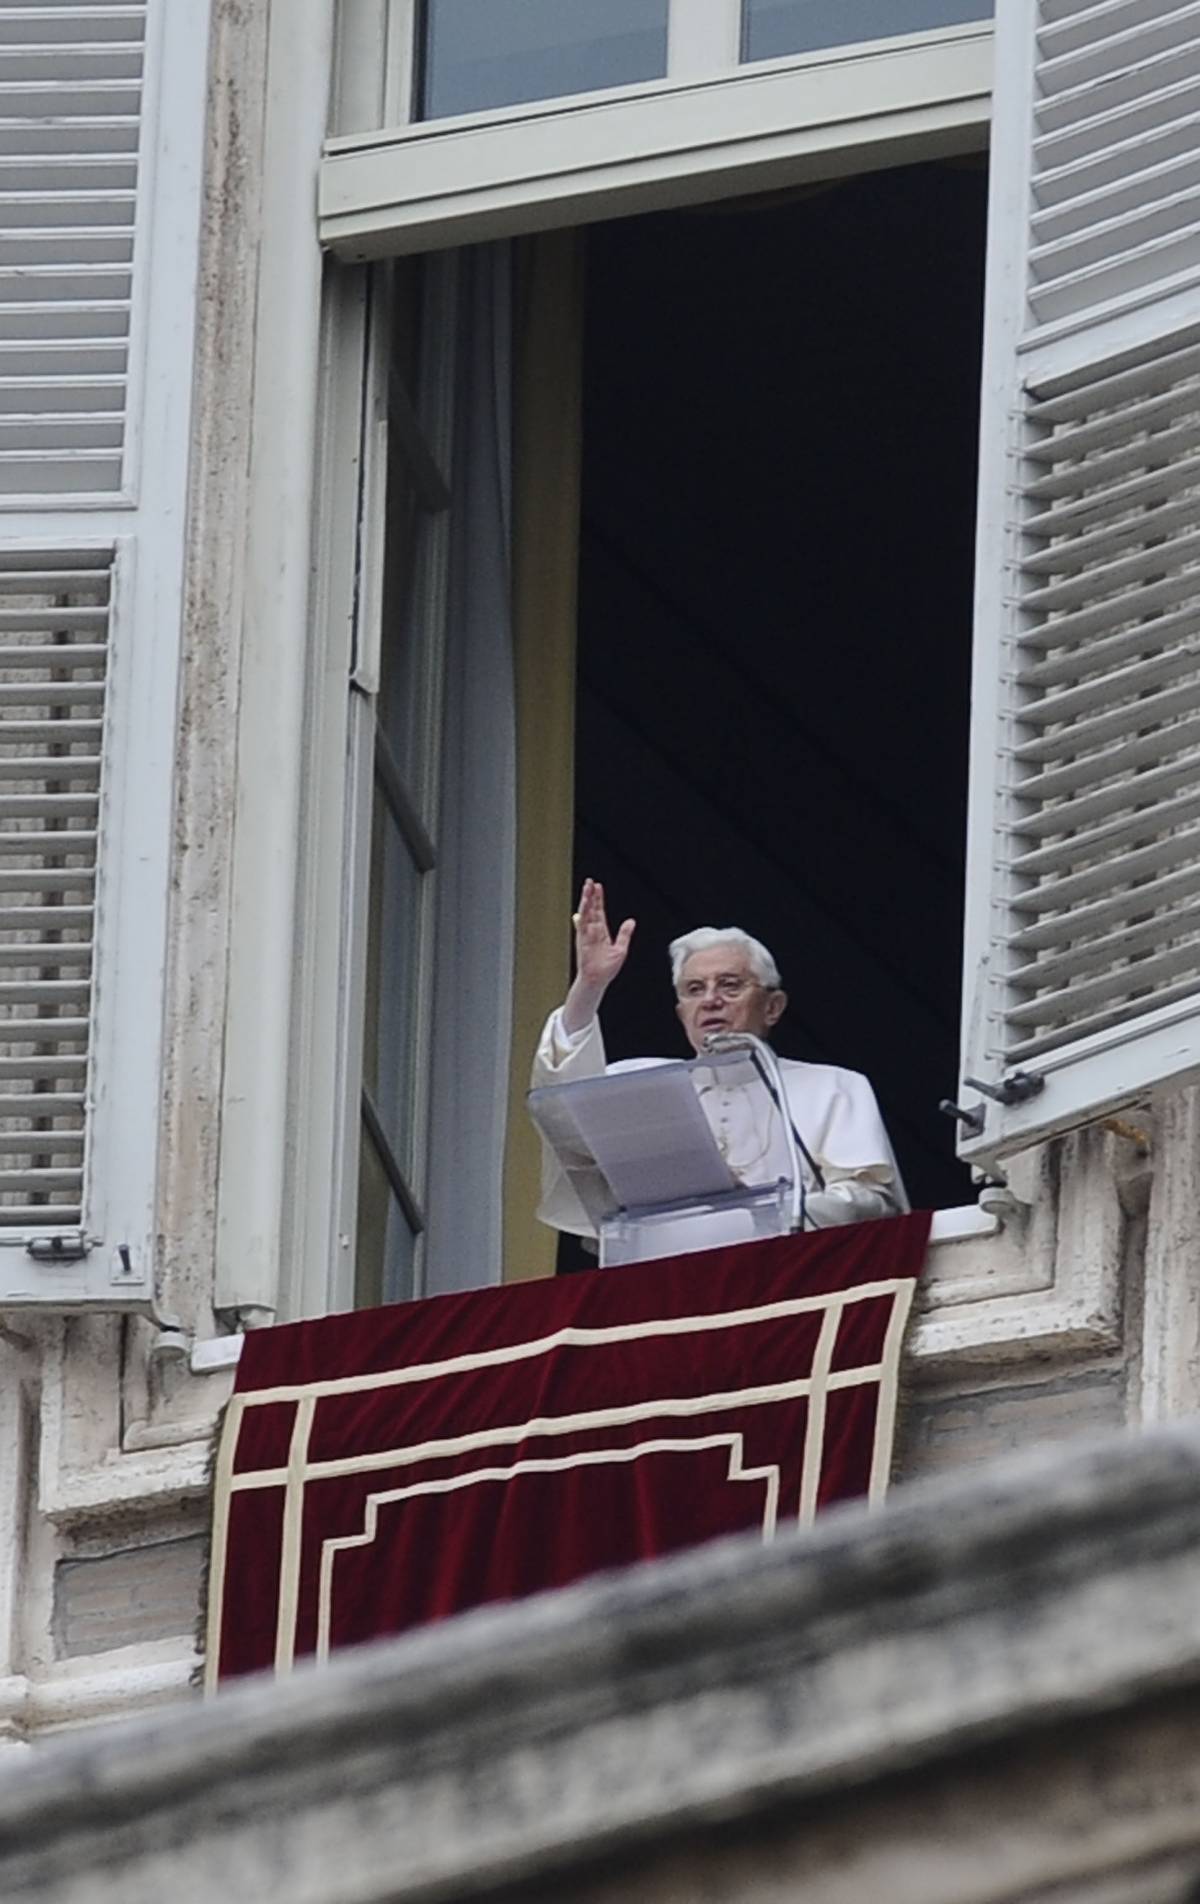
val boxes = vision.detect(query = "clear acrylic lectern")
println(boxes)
[528,1046,800,1267]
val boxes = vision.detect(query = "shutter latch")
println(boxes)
[964,1071,1045,1107]
[25,1231,92,1265]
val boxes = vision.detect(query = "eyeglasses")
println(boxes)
[677,975,764,1003]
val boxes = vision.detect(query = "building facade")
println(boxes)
[2,0,1199,1746]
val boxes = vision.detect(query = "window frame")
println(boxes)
[322,8,992,258]
[344,256,459,1309]
[282,8,999,1321]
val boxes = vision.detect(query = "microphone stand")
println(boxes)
[700,1032,824,1234]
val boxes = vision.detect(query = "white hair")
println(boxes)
[669,927,782,992]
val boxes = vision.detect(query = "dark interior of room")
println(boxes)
[571,155,988,1222]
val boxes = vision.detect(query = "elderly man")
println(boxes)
[533,878,906,1239]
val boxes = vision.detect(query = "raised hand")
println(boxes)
[562,877,636,1034]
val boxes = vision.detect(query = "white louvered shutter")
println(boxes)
[0,2,209,1303]
[0,0,143,499]
[960,0,1200,1161]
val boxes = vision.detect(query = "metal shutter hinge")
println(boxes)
[964,1071,1045,1107]
[24,1231,92,1265]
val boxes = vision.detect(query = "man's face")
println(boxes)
[675,945,786,1056]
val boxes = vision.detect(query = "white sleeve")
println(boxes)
[531,1006,607,1086]
[804,1180,902,1229]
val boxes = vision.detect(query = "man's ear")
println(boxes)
[675,998,686,1028]
[764,987,787,1029]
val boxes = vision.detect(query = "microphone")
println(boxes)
[698,1031,824,1231]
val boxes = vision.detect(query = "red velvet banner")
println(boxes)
[208,1215,930,1683]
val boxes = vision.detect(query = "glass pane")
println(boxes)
[419,0,669,121]
[378,449,425,767]
[743,0,993,63]
[356,1125,418,1308]
[362,785,425,1174]
[378,276,441,829]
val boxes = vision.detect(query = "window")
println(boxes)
[292,4,999,1316]
[572,159,985,1223]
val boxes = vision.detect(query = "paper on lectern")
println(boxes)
[530,1061,737,1214]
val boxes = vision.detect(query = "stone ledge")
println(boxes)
[3,1425,1200,1902]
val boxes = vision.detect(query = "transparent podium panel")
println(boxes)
[599,1180,792,1268]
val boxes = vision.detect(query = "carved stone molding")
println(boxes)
[3,1423,1200,1902]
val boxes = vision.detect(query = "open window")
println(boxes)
[287,2,1003,1315]
[572,159,986,1220]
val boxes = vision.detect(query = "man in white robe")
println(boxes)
[533,879,906,1240]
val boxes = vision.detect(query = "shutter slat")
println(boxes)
[0,1164,81,1189]
[0,978,90,1004]
[0,1,144,499]
[0,756,98,782]
[1005,866,1194,961]
[0,637,106,658]
[1028,183,1200,287]
[0,867,95,891]
[0,1092,83,1116]
[1004,716,1200,805]
[0,830,97,855]
[1018,602,1197,686]
[0,1204,81,1223]
[1015,566,1200,652]
[0,1129,82,1155]
[1012,749,1200,839]
[1035,36,1200,139]
[1023,453,1200,540]
[0,682,105,706]
[0,942,89,968]
[0,1053,86,1081]
[1009,819,1200,914]
[1032,146,1200,248]
[1033,79,1200,194]
[1033,110,1200,214]
[1009,782,1200,877]
[1015,639,1200,726]
[1025,416,1199,502]
[0,905,91,930]
[1007,906,1188,990]
[1007,938,1200,1029]
[1021,491,1200,576]
[1025,379,1191,459]
[1006,969,1200,1062]
[0,792,97,817]
[1013,674,1198,763]
[0,716,101,742]
[1020,533,1200,613]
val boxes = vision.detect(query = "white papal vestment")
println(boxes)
[532,1008,907,1239]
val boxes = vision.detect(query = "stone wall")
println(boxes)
[4,1422,1200,1903]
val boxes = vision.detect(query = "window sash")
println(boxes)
[332,255,457,1312]
[322,19,992,260]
